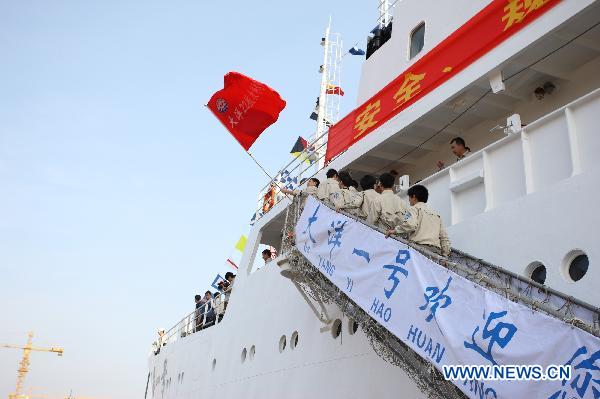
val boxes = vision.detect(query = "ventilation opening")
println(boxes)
[279,335,287,353]
[290,331,299,349]
[563,250,589,282]
[348,320,359,335]
[241,347,247,363]
[409,22,425,59]
[525,261,546,285]
[331,319,342,339]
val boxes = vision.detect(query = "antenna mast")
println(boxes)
[314,18,343,169]
[378,0,392,27]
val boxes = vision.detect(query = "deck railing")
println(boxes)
[152,287,233,354]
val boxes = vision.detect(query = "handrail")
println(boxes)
[281,194,600,336]
[151,287,233,353]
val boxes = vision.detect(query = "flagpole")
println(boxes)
[203,104,294,201]
[246,151,274,181]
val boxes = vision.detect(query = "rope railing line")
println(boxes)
[278,194,600,398]
[281,194,600,337]
[279,206,466,398]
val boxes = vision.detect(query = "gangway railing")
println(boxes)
[278,194,600,399]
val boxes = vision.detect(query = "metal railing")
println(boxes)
[151,287,233,354]
[253,132,330,224]
[279,194,600,399]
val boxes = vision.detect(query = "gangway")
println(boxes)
[278,194,600,399]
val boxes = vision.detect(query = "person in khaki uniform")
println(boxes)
[386,184,451,257]
[331,171,363,216]
[281,177,320,196]
[317,168,341,204]
[375,172,411,230]
[356,175,381,224]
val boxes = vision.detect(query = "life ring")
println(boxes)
[262,186,276,213]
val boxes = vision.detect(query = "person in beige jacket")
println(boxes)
[376,172,411,230]
[317,169,341,203]
[331,171,363,216]
[356,174,381,224]
[386,184,451,257]
[281,177,320,197]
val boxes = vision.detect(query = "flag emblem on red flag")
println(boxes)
[207,72,286,151]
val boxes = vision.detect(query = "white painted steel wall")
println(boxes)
[410,89,600,305]
[356,0,595,104]
[358,0,489,103]
[147,263,426,399]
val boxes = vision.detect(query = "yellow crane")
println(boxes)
[1,331,64,399]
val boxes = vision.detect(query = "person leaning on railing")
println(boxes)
[356,174,381,225]
[385,184,451,257]
[331,171,363,216]
[316,168,341,204]
[376,172,412,231]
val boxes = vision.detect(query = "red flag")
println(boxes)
[326,84,344,96]
[207,72,286,151]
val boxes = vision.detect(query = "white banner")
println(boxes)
[295,196,600,399]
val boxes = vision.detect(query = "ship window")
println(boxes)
[349,320,359,335]
[331,319,342,339]
[241,347,247,363]
[409,22,425,59]
[290,331,299,349]
[279,335,287,352]
[563,250,589,282]
[530,263,546,285]
[249,345,256,360]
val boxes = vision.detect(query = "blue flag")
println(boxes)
[349,46,365,56]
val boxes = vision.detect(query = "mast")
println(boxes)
[313,18,342,170]
[378,0,392,28]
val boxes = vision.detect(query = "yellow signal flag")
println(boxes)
[234,234,248,253]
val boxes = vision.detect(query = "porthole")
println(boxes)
[563,250,589,282]
[348,320,359,335]
[279,335,287,352]
[409,22,425,59]
[249,345,256,360]
[212,358,217,371]
[331,319,342,339]
[290,331,299,349]
[241,347,247,363]
[525,261,546,285]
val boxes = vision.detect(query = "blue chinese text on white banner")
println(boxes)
[294,196,600,399]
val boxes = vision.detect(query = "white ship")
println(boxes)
[146,1,600,398]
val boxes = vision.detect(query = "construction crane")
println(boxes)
[1,331,64,399]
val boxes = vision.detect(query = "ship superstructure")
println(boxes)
[147,1,600,398]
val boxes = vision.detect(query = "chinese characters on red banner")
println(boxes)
[325,0,559,163]
[208,72,286,151]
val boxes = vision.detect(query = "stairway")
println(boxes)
[279,194,600,399]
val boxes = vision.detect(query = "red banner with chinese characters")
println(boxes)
[325,0,562,163]
[208,72,286,151]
